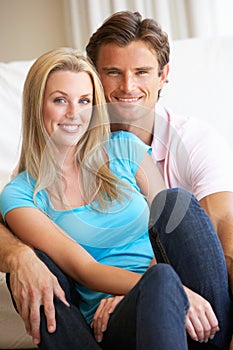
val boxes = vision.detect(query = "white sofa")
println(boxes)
[0,36,233,349]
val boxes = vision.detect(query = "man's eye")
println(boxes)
[137,71,147,75]
[108,71,120,76]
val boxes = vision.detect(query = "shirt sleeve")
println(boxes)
[177,119,233,200]
[109,131,151,175]
[0,172,47,219]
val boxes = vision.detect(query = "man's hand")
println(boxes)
[229,335,233,350]
[9,248,69,345]
[184,287,219,343]
[91,296,124,343]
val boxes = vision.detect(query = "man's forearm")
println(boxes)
[200,191,233,295]
[0,220,34,273]
[217,219,233,295]
[225,255,233,294]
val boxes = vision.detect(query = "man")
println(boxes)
[0,10,233,349]
[86,10,233,283]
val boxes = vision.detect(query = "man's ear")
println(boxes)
[159,64,169,89]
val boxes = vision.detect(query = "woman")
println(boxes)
[0,48,232,350]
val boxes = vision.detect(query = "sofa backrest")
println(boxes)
[0,60,33,189]
[0,36,233,190]
[161,36,233,151]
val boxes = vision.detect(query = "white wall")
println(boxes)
[0,0,68,62]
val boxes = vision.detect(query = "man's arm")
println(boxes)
[199,191,233,292]
[0,215,68,345]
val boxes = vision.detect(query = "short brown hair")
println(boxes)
[86,11,170,76]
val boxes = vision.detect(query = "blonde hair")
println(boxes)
[18,47,123,208]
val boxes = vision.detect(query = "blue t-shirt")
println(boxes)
[0,131,154,323]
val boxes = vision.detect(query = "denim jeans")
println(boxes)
[6,250,102,350]
[6,188,232,349]
[149,188,233,350]
[100,263,189,349]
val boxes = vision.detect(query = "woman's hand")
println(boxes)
[91,295,124,343]
[184,286,219,343]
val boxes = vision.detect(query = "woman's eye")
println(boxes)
[80,98,90,105]
[54,97,66,104]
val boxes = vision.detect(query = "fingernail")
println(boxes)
[48,325,55,333]
[209,335,215,340]
[33,338,39,345]
[97,336,102,343]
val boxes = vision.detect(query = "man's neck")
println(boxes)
[111,123,153,145]
[111,114,154,146]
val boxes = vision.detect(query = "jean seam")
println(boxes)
[150,226,170,264]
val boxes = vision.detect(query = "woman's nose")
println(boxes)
[65,103,79,119]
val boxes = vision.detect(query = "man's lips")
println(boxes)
[115,97,141,102]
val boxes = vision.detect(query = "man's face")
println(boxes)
[95,40,168,125]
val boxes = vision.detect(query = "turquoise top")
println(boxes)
[0,131,154,323]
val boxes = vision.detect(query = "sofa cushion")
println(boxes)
[0,272,36,348]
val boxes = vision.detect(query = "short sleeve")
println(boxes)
[0,172,48,219]
[108,131,151,175]
[179,119,233,200]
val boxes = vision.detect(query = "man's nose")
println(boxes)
[120,74,136,93]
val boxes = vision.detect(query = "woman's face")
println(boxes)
[43,70,93,150]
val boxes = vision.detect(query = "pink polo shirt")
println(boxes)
[152,104,233,200]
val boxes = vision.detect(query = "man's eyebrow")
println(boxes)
[101,66,155,72]
[135,66,155,71]
[101,66,120,72]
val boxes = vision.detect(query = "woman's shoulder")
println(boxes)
[1,172,36,201]
[6,171,35,188]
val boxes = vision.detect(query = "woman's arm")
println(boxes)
[135,152,166,206]
[5,207,141,295]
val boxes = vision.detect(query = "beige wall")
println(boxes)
[0,0,68,62]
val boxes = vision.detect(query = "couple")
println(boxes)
[0,10,233,350]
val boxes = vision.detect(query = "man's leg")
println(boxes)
[149,188,233,349]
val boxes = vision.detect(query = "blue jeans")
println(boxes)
[7,188,232,349]
[149,188,233,349]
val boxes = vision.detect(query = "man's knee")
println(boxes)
[149,188,194,234]
[140,264,188,306]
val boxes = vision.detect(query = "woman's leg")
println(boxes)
[149,188,233,350]
[100,264,189,350]
[7,250,101,350]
